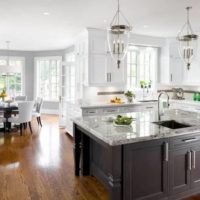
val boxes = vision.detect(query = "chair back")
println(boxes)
[35,97,43,113]
[15,96,27,101]
[18,101,34,123]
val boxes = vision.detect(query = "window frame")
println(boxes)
[34,56,62,102]
[0,56,25,96]
[126,45,158,91]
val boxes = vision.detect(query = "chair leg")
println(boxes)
[3,122,6,133]
[29,122,32,134]
[39,117,42,127]
[23,123,26,129]
[20,123,23,136]
[36,117,40,125]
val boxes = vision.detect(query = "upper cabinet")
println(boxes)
[169,41,184,85]
[159,39,184,85]
[75,28,127,87]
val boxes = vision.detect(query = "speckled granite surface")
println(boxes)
[72,109,200,146]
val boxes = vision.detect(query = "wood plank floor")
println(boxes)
[0,115,199,200]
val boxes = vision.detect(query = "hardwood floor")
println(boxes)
[0,115,109,200]
[0,115,199,200]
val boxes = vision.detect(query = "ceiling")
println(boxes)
[0,0,199,51]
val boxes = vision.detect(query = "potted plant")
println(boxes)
[0,88,7,101]
[148,80,152,88]
[140,80,146,88]
[124,91,135,103]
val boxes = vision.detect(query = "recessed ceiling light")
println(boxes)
[103,19,107,23]
[143,25,149,28]
[43,12,50,16]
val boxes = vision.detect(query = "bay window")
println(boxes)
[35,56,61,101]
[0,57,25,97]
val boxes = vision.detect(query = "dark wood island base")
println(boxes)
[73,123,200,200]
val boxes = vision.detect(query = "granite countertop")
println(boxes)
[72,109,200,146]
[170,99,200,106]
[80,100,158,109]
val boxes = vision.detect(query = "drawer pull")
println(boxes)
[146,107,153,109]
[164,142,169,162]
[192,150,196,169]
[188,151,192,170]
[106,110,117,112]
[182,138,198,143]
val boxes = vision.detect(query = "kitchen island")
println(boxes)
[72,109,200,200]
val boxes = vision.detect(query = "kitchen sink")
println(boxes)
[138,100,158,103]
[153,120,192,129]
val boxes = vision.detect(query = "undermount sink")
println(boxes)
[138,100,158,103]
[153,120,192,129]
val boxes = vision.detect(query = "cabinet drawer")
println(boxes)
[170,134,200,149]
[119,107,137,113]
[139,105,157,111]
[102,108,119,114]
[82,108,101,116]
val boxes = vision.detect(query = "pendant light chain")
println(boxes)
[107,0,132,68]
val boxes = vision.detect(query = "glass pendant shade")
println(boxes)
[0,41,15,76]
[107,0,132,68]
[177,7,198,70]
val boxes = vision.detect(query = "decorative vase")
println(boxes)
[126,96,133,103]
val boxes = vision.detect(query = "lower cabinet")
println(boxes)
[123,140,168,200]
[169,147,190,194]
[169,136,200,197]
[123,135,200,200]
[190,145,200,189]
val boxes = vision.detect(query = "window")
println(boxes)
[0,57,24,96]
[35,56,61,101]
[127,45,158,90]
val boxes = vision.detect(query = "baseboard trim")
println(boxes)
[41,109,59,115]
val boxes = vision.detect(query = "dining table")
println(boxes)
[0,102,18,131]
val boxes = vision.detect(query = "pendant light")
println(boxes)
[107,0,132,68]
[177,7,198,70]
[0,41,15,76]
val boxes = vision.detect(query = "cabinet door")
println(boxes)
[124,140,168,200]
[108,56,126,85]
[170,55,183,84]
[89,54,108,85]
[169,148,190,195]
[191,145,200,189]
[89,35,107,54]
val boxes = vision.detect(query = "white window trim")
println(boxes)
[0,56,25,95]
[34,56,62,102]
[127,46,158,91]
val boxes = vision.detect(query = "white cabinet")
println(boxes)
[81,102,157,117]
[169,41,184,85]
[107,56,127,85]
[160,39,184,85]
[75,28,127,87]
[89,54,108,85]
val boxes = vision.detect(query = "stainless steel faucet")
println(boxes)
[158,91,170,121]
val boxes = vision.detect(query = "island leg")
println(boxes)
[81,133,90,175]
[73,124,81,176]
[108,146,123,200]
